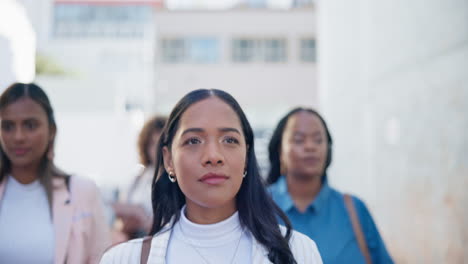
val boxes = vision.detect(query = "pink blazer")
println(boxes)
[0,175,111,264]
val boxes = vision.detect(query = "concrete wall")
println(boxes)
[318,0,468,263]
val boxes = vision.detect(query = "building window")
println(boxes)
[292,0,314,8]
[232,38,287,63]
[161,39,186,63]
[264,38,286,62]
[189,38,219,63]
[232,39,257,62]
[300,38,316,62]
[160,37,219,63]
[53,4,153,39]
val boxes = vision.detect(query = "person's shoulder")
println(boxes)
[288,228,317,249]
[329,186,368,208]
[340,192,375,223]
[70,175,99,192]
[67,175,103,205]
[278,226,323,263]
[267,178,286,197]
[101,231,171,264]
[100,238,145,263]
[345,193,370,213]
[290,230,323,263]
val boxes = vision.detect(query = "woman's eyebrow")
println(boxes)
[181,127,241,136]
[218,127,241,134]
[181,127,204,136]
[293,131,306,137]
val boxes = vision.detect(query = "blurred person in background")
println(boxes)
[267,107,393,264]
[0,83,111,264]
[100,89,323,264]
[112,116,167,241]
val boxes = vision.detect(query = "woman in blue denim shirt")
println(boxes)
[267,107,394,264]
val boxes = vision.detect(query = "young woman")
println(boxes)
[267,107,393,264]
[112,115,167,240]
[100,89,322,264]
[0,83,111,263]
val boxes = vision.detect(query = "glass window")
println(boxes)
[160,37,219,64]
[232,38,287,63]
[53,4,153,39]
[300,38,316,62]
[161,39,186,63]
[189,38,219,63]
[264,38,286,62]
[232,39,257,63]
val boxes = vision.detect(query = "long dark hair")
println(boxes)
[0,83,67,213]
[150,89,297,264]
[266,107,333,185]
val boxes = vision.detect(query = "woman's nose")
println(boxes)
[202,142,224,166]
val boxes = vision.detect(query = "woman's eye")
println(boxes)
[293,138,304,144]
[24,121,37,130]
[185,137,201,145]
[224,136,239,144]
[1,122,13,132]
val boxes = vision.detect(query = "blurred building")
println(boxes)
[153,7,317,127]
[11,0,317,186]
[14,0,163,188]
[24,0,162,114]
[152,7,317,175]
[0,0,35,89]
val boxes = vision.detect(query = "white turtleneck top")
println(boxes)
[166,206,252,264]
[0,175,55,264]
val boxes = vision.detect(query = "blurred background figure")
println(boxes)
[0,83,110,264]
[267,107,393,264]
[112,115,167,242]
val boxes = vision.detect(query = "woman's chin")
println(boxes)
[291,172,322,182]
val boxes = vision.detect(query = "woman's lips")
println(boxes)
[199,173,229,185]
[303,157,320,165]
[13,148,29,156]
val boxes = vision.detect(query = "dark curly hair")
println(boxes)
[137,116,167,166]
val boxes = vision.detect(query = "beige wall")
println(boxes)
[319,0,468,262]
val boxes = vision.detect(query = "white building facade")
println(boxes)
[153,8,318,127]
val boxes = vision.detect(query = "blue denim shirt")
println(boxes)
[269,176,394,264]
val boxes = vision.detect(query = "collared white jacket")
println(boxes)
[100,223,323,264]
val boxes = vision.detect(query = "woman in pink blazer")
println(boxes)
[0,83,111,264]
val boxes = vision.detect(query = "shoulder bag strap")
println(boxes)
[344,194,372,264]
[140,236,153,264]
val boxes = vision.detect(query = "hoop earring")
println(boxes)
[243,171,247,178]
[168,171,177,183]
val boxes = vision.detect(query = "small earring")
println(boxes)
[243,171,247,178]
[168,171,176,183]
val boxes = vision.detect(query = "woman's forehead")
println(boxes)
[179,97,243,130]
[0,97,47,120]
[286,111,325,134]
